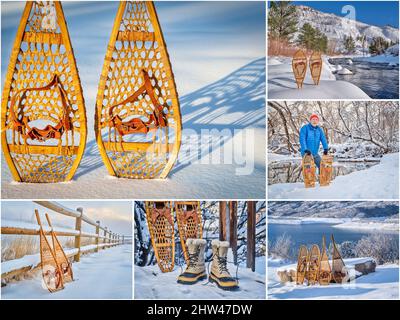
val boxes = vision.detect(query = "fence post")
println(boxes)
[109,230,112,246]
[246,201,256,272]
[95,220,100,253]
[122,235,125,244]
[103,227,107,250]
[74,207,83,262]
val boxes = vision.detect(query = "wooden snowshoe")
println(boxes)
[35,210,64,292]
[307,244,321,285]
[296,245,309,285]
[145,201,175,272]
[309,51,322,85]
[331,234,348,284]
[320,154,333,186]
[302,154,316,188]
[1,1,87,183]
[45,213,73,283]
[292,50,307,88]
[175,201,202,264]
[95,1,182,179]
[319,235,332,285]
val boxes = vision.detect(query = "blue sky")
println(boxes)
[284,1,399,28]
[1,201,133,236]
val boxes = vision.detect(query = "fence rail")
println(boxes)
[1,201,130,281]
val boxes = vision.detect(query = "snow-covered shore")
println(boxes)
[268,56,370,99]
[268,258,399,300]
[268,153,399,200]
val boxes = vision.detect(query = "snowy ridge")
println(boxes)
[294,5,399,53]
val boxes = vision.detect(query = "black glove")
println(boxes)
[305,150,311,156]
[323,149,328,155]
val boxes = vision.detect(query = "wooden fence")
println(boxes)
[1,201,130,281]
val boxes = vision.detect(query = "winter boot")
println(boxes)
[209,240,239,290]
[177,239,207,284]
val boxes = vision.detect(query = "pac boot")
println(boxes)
[177,239,207,284]
[209,240,239,290]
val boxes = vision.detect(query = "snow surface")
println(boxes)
[1,244,132,299]
[134,257,265,299]
[268,258,399,300]
[1,58,265,199]
[268,56,370,99]
[268,153,399,200]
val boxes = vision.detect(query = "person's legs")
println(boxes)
[314,154,321,173]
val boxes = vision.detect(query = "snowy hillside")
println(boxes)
[268,201,399,219]
[294,5,399,53]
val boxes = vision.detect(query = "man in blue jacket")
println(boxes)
[299,114,329,170]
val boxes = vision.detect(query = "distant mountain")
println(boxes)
[268,201,399,219]
[294,5,399,53]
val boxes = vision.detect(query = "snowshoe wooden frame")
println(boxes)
[296,245,309,285]
[145,201,175,272]
[35,209,64,292]
[175,201,202,264]
[331,234,348,284]
[318,235,332,285]
[320,154,333,186]
[292,50,307,89]
[302,154,316,188]
[307,244,321,285]
[45,213,73,283]
[1,1,87,183]
[309,51,322,85]
[95,1,182,179]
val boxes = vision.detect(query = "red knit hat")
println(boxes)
[310,114,319,121]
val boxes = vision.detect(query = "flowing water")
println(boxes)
[268,159,378,185]
[328,58,399,99]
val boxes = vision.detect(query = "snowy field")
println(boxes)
[1,244,132,299]
[268,258,399,300]
[134,258,266,299]
[268,56,370,99]
[268,153,399,200]
[1,58,266,199]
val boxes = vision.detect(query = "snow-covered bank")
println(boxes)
[268,56,370,99]
[268,153,399,200]
[268,258,399,300]
[1,245,132,299]
[134,259,265,299]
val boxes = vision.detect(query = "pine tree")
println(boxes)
[343,35,355,54]
[297,23,315,50]
[268,1,298,43]
[369,36,390,55]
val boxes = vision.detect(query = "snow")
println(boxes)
[134,257,265,299]
[337,68,353,75]
[1,244,132,299]
[269,153,399,199]
[268,258,399,300]
[333,221,399,232]
[1,58,265,199]
[268,56,370,99]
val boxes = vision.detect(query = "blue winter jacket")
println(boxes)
[299,123,328,156]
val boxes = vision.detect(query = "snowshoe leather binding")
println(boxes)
[177,239,207,285]
[209,240,239,290]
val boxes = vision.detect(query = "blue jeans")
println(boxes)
[313,154,321,172]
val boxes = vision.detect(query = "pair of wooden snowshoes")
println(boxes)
[145,201,202,272]
[292,50,322,88]
[302,154,333,188]
[35,210,73,292]
[2,1,181,183]
[296,235,348,286]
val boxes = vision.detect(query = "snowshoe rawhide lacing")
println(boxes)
[177,239,207,285]
[209,240,239,291]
